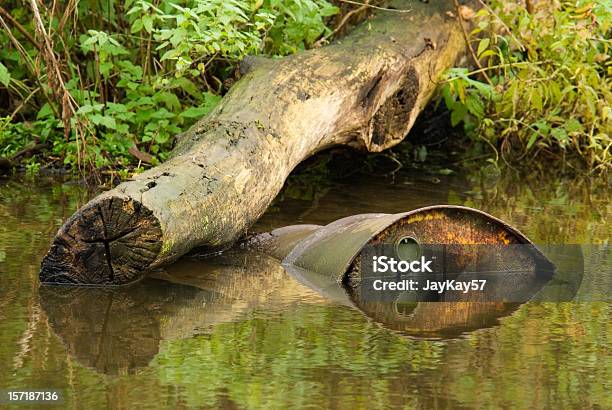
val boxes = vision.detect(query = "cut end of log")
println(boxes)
[40,197,162,285]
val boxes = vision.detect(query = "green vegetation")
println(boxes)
[0,1,610,177]
[441,0,611,173]
[0,0,338,176]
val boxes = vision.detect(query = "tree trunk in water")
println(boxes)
[41,1,466,285]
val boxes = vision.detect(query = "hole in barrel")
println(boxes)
[395,236,421,261]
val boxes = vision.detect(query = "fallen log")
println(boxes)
[40,1,467,285]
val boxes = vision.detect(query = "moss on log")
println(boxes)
[41,1,466,285]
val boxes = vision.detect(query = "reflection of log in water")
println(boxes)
[39,280,207,374]
[40,253,327,374]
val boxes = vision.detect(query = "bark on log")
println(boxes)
[40,1,466,285]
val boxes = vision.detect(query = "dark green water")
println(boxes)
[0,167,610,409]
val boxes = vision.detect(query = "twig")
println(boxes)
[0,14,60,119]
[13,305,41,371]
[29,0,77,141]
[143,31,153,79]
[475,0,525,51]
[30,0,98,176]
[337,0,411,13]
[128,145,154,164]
[58,0,78,33]
[438,61,549,84]
[11,142,51,160]
[452,0,492,85]
[9,86,41,120]
[314,0,370,47]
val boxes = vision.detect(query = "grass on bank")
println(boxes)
[0,0,610,178]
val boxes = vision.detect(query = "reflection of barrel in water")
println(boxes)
[348,243,584,337]
[353,301,521,338]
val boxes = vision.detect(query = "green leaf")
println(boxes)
[170,77,200,99]
[532,120,550,136]
[450,101,468,127]
[551,128,568,144]
[131,18,143,33]
[90,114,117,129]
[466,78,495,100]
[180,106,210,119]
[143,15,154,33]
[527,133,538,149]
[153,92,181,111]
[77,103,104,114]
[100,61,114,77]
[319,4,339,17]
[565,118,583,133]
[200,92,221,111]
[0,62,11,86]
[479,50,498,59]
[465,94,485,119]
[37,103,54,119]
[441,84,454,109]
[151,108,175,119]
[477,38,490,58]
[531,87,543,112]
[82,36,99,48]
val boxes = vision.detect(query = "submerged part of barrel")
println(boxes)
[282,205,554,284]
[244,224,322,261]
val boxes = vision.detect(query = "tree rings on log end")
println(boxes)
[40,197,162,286]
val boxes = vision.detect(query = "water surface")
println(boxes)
[0,164,609,409]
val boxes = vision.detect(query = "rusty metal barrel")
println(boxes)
[247,205,580,337]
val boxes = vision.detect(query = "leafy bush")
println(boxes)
[0,0,338,175]
[441,0,611,173]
